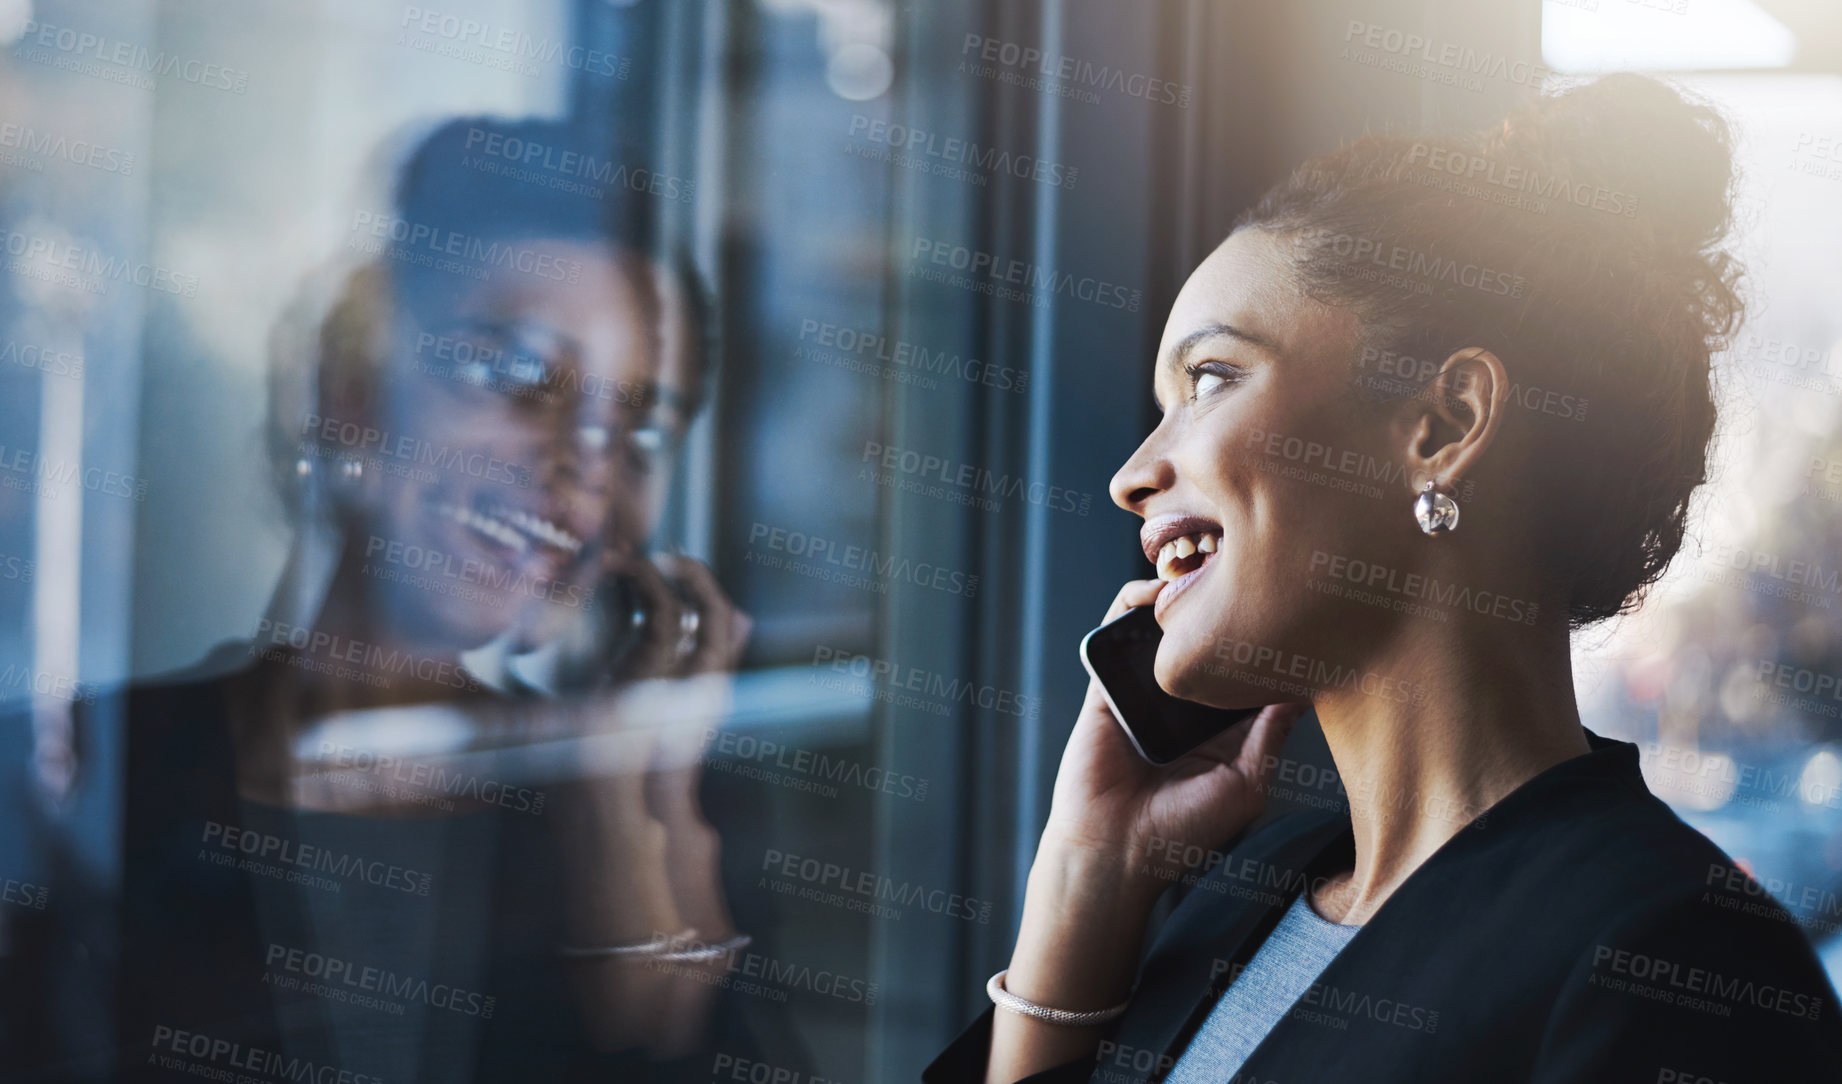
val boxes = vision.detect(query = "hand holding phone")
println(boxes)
[1038,581,1303,896]
[1080,605,1262,765]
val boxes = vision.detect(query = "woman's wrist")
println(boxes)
[1037,821,1170,909]
[1003,832,1160,1014]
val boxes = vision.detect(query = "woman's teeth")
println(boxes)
[435,502,583,556]
[1157,532,1218,582]
[502,507,583,554]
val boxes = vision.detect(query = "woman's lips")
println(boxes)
[431,494,587,582]
[1153,548,1216,625]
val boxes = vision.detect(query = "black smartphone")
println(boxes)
[1079,605,1261,765]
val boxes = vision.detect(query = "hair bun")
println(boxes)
[1238,73,1749,628]
[1489,74,1736,260]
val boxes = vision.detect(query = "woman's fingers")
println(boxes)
[605,551,686,679]
[1080,579,1165,715]
[655,553,751,675]
[1101,578,1165,626]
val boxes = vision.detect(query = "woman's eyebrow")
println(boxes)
[1173,321,1279,366]
[1154,321,1279,412]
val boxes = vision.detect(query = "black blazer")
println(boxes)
[0,656,791,1084]
[925,731,1842,1083]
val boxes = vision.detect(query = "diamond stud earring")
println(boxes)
[1414,479,1460,536]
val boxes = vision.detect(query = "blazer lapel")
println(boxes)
[1101,810,1353,1084]
[1225,731,1647,1079]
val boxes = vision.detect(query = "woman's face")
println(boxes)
[352,239,684,649]
[1109,228,1417,708]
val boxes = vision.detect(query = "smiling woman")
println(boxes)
[925,73,1842,1084]
[2,116,765,1084]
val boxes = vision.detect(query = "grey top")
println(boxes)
[1162,891,1363,1084]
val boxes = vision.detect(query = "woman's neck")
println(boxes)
[230,540,487,805]
[1308,619,1590,925]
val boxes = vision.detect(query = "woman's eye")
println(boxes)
[1186,362,1243,401]
[496,349,550,389]
[433,322,562,396]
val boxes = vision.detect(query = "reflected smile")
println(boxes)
[434,498,584,557]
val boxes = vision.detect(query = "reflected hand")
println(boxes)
[560,552,752,1059]
[605,551,752,681]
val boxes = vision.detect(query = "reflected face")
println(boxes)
[1108,228,1404,707]
[354,240,688,649]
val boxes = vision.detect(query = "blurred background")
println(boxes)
[0,0,1838,1080]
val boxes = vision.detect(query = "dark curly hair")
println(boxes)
[1234,74,1743,629]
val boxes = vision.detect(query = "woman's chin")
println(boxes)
[1154,643,1216,704]
[383,583,521,654]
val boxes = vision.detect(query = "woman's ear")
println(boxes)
[1392,347,1508,493]
[313,264,396,429]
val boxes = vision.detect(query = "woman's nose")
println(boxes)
[1109,429,1176,513]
